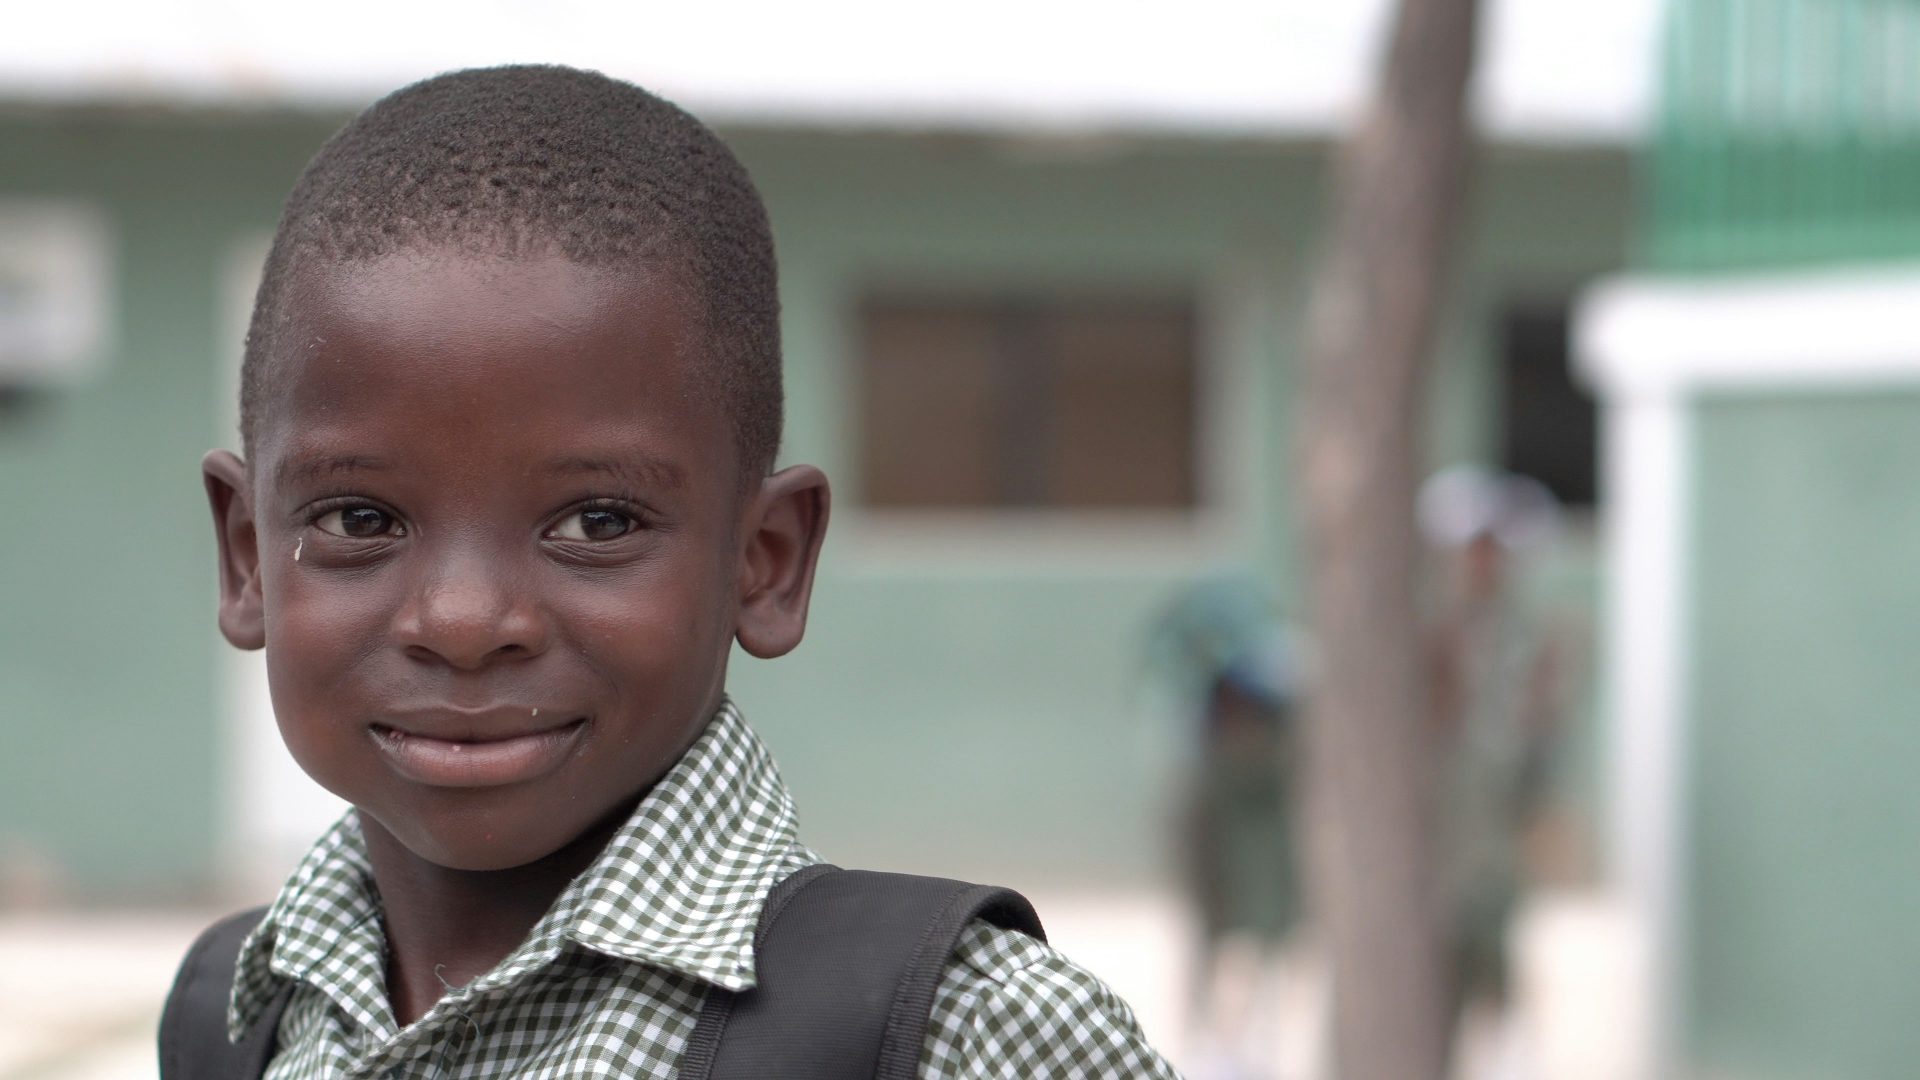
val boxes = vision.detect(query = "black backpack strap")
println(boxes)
[680,864,1045,1080]
[158,906,293,1080]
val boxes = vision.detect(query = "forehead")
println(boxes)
[279,248,696,367]
[256,250,732,488]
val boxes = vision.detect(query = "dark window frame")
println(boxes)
[1497,299,1597,509]
[855,289,1203,513]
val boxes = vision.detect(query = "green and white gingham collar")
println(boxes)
[228,697,809,1041]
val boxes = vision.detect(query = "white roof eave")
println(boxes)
[0,0,1659,143]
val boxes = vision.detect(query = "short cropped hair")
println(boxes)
[241,65,782,478]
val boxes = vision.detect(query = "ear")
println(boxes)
[203,449,266,650]
[734,465,830,659]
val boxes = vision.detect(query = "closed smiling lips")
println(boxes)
[370,708,589,789]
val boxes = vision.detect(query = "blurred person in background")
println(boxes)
[1152,581,1309,1080]
[1418,467,1571,1080]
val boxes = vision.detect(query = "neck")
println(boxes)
[359,805,632,1027]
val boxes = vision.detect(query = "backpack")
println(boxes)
[158,864,1044,1079]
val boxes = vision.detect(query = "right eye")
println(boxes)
[314,506,404,538]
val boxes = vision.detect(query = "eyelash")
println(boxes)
[296,495,653,543]
[544,498,651,542]
[305,497,406,539]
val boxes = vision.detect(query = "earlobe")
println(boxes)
[735,465,831,659]
[203,449,267,651]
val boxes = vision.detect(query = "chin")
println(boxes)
[365,798,587,873]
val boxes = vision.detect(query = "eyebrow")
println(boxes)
[546,455,687,491]
[275,454,391,487]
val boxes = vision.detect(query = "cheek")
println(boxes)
[566,559,734,690]
[260,565,395,784]
[263,565,392,675]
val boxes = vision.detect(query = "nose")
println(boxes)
[392,549,551,670]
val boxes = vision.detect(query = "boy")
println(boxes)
[172,65,1178,1078]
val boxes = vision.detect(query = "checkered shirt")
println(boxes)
[228,698,1179,1078]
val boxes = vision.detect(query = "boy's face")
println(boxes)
[204,249,826,872]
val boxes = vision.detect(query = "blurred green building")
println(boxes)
[0,108,1626,899]
[0,12,1640,942]
[1579,0,1920,1075]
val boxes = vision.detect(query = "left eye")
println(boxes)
[549,508,639,542]
[315,506,403,538]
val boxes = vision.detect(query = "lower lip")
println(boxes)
[370,719,587,788]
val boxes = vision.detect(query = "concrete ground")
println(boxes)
[0,912,211,1080]
[0,889,1645,1080]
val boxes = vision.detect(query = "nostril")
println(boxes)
[391,579,551,668]
[400,635,543,670]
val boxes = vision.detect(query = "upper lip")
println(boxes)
[375,707,582,744]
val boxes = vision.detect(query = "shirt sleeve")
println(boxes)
[918,919,1183,1079]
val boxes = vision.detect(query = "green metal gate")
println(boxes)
[1652,0,1920,270]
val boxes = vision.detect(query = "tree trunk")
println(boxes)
[1297,1,1480,1078]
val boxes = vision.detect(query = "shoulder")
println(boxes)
[919,919,1181,1079]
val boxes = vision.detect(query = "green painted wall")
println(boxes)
[727,133,1630,888]
[1686,391,1920,1079]
[0,111,339,898]
[0,111,1630,898]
